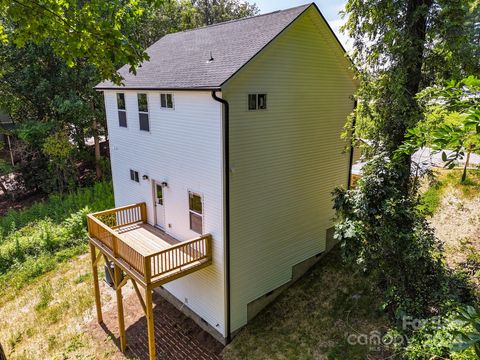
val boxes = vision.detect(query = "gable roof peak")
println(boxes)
[96,3,320,90]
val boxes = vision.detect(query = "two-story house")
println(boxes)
[87,3,357,359]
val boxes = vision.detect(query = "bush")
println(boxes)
[0,182,113,294]
[0,181,113,239]
[395,309,477,359]
[333,153,446,319]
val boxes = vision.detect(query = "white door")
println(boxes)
[154,182,166,229]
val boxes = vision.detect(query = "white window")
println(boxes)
[160,93,174,109]
[188,192,203,234]
[137,93,149,131]
[130,169,139,182]
[248,93,267,110]
[117,93,127,127]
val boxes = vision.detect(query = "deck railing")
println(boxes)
[147,234,212,278]
[87,202,212,284]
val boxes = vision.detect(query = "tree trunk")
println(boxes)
[91,102,103,180]
[6,135,14,166]
[93,118,102,179]
[397,0,434,190]
[462,151,471,183]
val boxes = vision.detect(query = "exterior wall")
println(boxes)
[223,6,357,332]
[103,90,226,337]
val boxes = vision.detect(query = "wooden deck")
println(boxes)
[115,223,179,256]
[87,203,213,287]
[87,202,213,360]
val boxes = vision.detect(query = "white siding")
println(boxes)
[104,90,226,336]
[223,7,357,332]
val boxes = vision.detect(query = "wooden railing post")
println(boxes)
[140,202,147,223]
[112,235,118,257]
[206,235,212,258]
[144,255,152,284]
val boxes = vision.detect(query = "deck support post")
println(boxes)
[145,286,156,360]
[114,263,127,352]
[89,242,103,324]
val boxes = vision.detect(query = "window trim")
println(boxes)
[247,93,267,111]
[130,169,140,183]
[137,93,150,132]
[117,93,127,128]
[160,93,175,110]
[188,191,203,234]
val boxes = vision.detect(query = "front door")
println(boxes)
[154,182,166,229]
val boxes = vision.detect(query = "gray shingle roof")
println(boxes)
[96,3,312,90]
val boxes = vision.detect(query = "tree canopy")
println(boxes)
[0,0,259,194]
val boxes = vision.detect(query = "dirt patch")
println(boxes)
[429,186,480,267]
[88,288,223,360]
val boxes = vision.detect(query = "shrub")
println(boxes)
[0,182,113,294]
[333,153,446,319]
[393,309,477,359]
[0,181,113,238]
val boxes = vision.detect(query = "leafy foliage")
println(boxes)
[453,305,480,357]
[0,181,113,294]
[397,76,480,182]
[343,0,479,154]
[0,181,113,237]
[0,0,259,195]
[333,153,446,319]
[0,0,151,83]
[396,310,477,359]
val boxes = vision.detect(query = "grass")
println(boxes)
[0,182,114,298]
[0,171,479,359]
[0,253,120,360]
[223,249,390,359]
[420,168,480,215]
[0,181,114,237]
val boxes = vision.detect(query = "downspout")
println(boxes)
[211,90,231,343]
[347,100,358,190]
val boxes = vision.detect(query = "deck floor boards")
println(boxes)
[115,223,180,257]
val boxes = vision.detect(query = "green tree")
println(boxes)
[0,0,259,194]
[344,0,479,160]
[0,0,152,83]
[129,0,259,49]
[398,76,480,182]
[191,0,259,26]
[334,0,479,320]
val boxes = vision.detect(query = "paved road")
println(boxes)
[352,147,480,175]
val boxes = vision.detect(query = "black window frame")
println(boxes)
[137,93,150,131]
[160,93,174,109]
[117,93,127,127]
[248,93,267,111]
[188,192,203,234]
[130,169,139,183]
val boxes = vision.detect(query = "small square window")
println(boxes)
[190,213,202,234]
[248,93,267,111]
[189,193,203,214]
[248,94,257,110]
[160,93,174,109]
[130,169,139,182]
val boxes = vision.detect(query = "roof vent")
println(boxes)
[206,51,214,63]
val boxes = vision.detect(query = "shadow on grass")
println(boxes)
[223,247,391,360]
